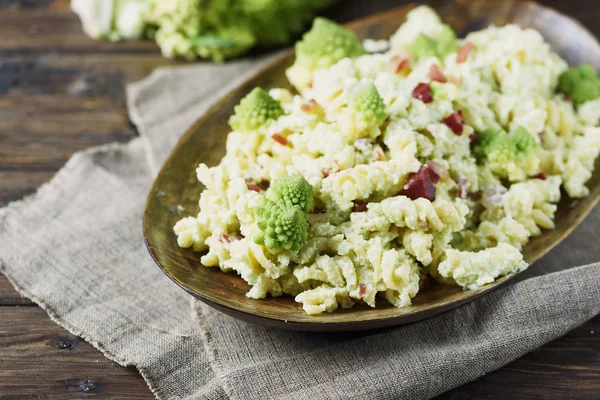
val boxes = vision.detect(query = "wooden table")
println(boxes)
[0,0,598,398]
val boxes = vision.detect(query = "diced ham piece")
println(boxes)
[401,166,438,201]
[457,42,474,63]
[426,160,449,180]
[272,133,288,146]
[469,133,478,144]
[245,178,262,192]
[221,234,241,243]
[352,200,368,213]
[412,83,433,103]
[358,283,367,296]
[258,180,270,190]
[246,183,261,192]
[429,64,447,83]
[391,55,410,73]
[322,169,330,178]
[533,172,547,180]
[443,111,465,135]
[301,99,318,112]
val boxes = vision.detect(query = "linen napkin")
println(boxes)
[1,56,599,400]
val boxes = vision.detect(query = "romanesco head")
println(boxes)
[294,17,365,69]
[572,79,600,105]
[558,64,600,105]
[477,127,539,181]
[350,82,388,125]
[228,87,283,131]
[254,174,313,252]
[408,24,458,61]
[511,126,538,154]
[270,174,313,212]
[286,17,364,91]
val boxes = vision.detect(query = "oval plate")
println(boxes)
[144,0,600,332]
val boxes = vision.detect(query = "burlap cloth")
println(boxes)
[1,56,599,400]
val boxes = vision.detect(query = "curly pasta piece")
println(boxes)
[321,155,420,211]
[438,243,528,290]
[295,286,354,315]
[378,196,469,233]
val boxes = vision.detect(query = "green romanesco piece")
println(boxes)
[558,64,600,106]
[572,79,600,105]
[350,82,388,125]
[477,126,540,181]
[228,87,283,131]
[286,17,365,91]
[270,174,314,212]
[408,24,459,61]
[254,174,313,252]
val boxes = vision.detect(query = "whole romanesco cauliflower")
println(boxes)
[254,174,313,252]
[72,0,338,62]
[286,17,365,92]
[228,88,283,131]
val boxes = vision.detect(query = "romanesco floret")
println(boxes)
[254,174,313,252]
[408,24,459,61]
[228,87,283,131]
[477,126,540,181]
[351,82,388,124]
[270,174,314,212]
[340,82,388,141]
[286,17,365,92]
[558,64,600,106]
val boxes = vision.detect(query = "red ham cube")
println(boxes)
[429,64,447,83]
[391,55,410,73]
[533,172,547,180]
[352,200,369,213]
[412,83,433,103]
[443,111,465,135]
[246,183,261,192]
[258,180,270,190]
[401,166,438,201]
[301,99,318,112]
[457,42,474,63]
[271,133,288,145]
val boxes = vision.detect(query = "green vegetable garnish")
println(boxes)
[476,126,539,181]
[286,17,365,91]
[350,82,388,128]
[408,24,459,61]
[254,174,313,252]
[228,88,283,131]
[558,64,600,105]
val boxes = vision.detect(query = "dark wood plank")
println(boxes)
[0,307,152,399]
[439,316,600,399]
[0,275,34,306]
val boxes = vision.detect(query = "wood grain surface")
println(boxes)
[1,0,599,398]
